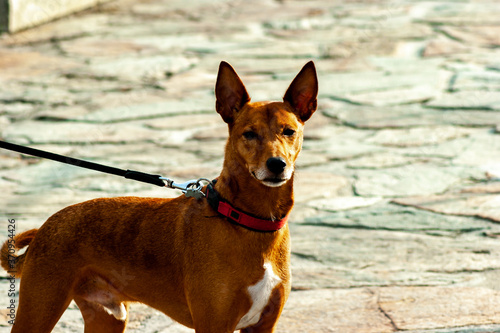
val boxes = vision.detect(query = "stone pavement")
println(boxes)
[1,0,500,331]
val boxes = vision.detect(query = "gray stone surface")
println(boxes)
[1,0,500,332]
[426,91,500,111]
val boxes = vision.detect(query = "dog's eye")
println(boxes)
[243,131,257,140]
[283,128,296,137]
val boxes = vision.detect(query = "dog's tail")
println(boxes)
[1,229,38,278]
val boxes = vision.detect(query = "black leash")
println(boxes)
[0,140,166,187]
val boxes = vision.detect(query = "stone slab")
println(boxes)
[344,85,438,107]
[379,287,500,330]
[451,70,500,92]
[353,164,466,197]
[277,288,396,333]
[85,55,198,82]
[400,130,499,163]
[1,0,114,33]
[406,324,500,333]
[293,171,351,203]
[393,193,500,223]
[303,203,492,236]
[307,196,383,212]
[426,91,500,111]
[320,70,442,99]
[2,120,191,145]
[346,153,433,170]
[440,26,500,48]
[450,130,500,173]
[422,37,471,58]
[0,12,110,46]
[290,221,500,289]
[74,98,213,123]
[302,125,382,161]
[323,103,500,129]
[0,50,80,82]
[365,126,474,148]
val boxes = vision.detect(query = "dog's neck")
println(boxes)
[215,155,294,222]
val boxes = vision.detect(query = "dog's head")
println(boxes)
[215,61,318,187]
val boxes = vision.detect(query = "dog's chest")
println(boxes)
[236,262,282,329]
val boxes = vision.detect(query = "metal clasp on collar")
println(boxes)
[160,177,211,199]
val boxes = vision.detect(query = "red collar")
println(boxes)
[205,181,288,232]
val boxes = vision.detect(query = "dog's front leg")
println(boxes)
[187,286,250,333]
[239,286,288,333]
[190,310,241,333]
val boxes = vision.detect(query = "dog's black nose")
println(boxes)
[266,157,287,175]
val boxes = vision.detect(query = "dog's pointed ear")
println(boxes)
[215,61,251,124]
[283,61,318,122]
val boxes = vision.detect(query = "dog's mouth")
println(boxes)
[252,172,288,187]
[264,177,286,184]
[263,178,287,187]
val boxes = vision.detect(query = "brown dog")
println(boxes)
[1,61,318,333]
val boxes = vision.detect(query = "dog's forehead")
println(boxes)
[236,101,299,128]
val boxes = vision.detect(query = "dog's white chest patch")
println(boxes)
[236,262,282,330]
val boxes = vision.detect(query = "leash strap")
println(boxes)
[0,140,166,187]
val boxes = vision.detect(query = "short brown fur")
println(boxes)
[1,61,318,333]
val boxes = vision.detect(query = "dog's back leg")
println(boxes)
[74,297,129,333]
[11,273,73,333]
